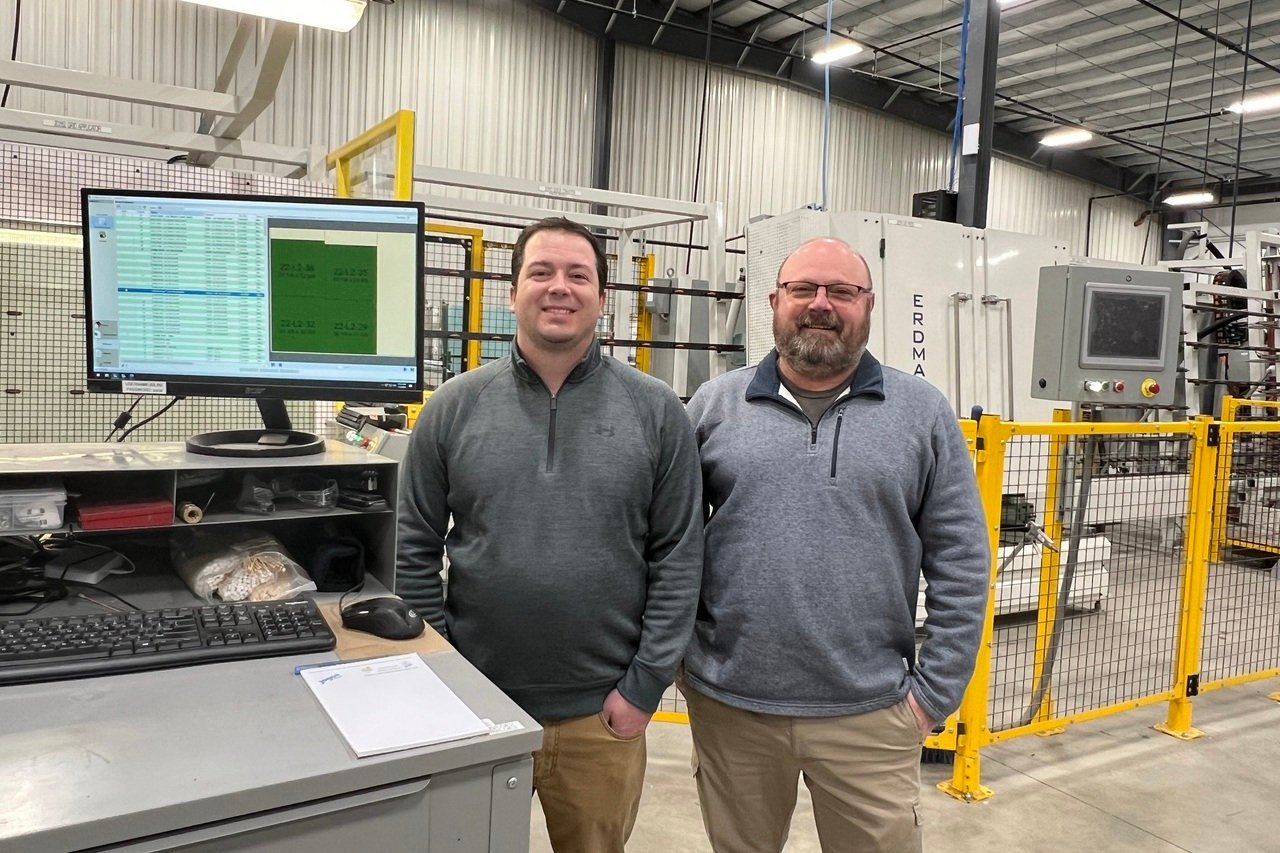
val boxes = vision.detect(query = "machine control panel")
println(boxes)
[1031,265,1182,407]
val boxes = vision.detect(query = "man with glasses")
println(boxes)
[683,236,989,853]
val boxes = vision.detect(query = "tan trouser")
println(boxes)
[533,711,648,853]
[685,686,924,853]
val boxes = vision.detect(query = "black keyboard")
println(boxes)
[0,599,336,686]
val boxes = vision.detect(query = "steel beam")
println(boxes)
[0,107,309,167]
[0,59,239,115]
[197,19,255,135]
[958,0,1001,228]
[207,23,297,142]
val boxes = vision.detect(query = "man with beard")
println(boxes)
[682,237,989,853]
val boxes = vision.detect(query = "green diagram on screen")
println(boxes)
[270,238,378,355]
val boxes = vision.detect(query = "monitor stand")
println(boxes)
[185,399,326,458]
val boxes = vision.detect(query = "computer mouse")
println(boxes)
[340,596,426,640]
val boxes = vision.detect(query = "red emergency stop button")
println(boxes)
[1140,378,1160,398]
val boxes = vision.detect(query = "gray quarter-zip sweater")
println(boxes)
[684,350,989,722]
[396,341,703,722]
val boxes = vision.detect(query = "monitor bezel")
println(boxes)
[1077,281,1170,371]
[81,187,426,405]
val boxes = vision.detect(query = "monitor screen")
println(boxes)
[82,189,425,405]
[1080,283,1168,370]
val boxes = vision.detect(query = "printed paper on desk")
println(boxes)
[300,653,489,758]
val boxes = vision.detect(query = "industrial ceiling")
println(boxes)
[538,0,1280,203]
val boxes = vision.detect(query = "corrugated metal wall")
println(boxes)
[0,0,597,184]
[611,45,1156,274]
[988,155,1158,264]
[0,1,1153,262]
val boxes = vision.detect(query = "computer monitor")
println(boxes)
[82,189,425,456]
[1030,265,1183,407]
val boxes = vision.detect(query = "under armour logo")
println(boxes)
[594,424,615,437]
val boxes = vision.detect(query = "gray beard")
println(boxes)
[775,314,866,379]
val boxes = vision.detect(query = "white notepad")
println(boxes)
[299,653,490,758]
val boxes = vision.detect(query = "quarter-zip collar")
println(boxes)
[510,339,604,474]
[746,350,884,480]
[510,338,604,390]
[746,349,886,406]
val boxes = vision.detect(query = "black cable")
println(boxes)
[116,396,185,442]
[337,578,367,612]
[1147,0,1184,213]
[63,581,141,612]
[0,0,20,109]
[1200,0,1223,192]
[1228,0,1254,245]
[0,563,68,616]
[105,395,145,442]
[1017,435,1097,729]
[684,0,714,276]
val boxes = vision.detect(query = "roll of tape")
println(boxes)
[178,501,204,524]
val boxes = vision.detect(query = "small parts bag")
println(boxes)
[171,530,316,603]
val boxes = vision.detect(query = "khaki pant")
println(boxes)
[685,687,924,853]
[533,711,648,853]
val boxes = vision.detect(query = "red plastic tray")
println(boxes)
[77,498,175,531]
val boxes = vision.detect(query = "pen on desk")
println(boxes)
[294,653,414,675]
[294,659,343,675]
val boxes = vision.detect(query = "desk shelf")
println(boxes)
[0,440,399,591]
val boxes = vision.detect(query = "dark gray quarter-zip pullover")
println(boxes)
[396,341,704,722]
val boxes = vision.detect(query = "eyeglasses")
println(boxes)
[777,280,871,303]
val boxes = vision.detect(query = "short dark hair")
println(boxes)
[511,217,608,294]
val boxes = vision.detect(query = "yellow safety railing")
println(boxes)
[937,413,1003,802]
[326,109,415,201]
[935,410,1280,800]
[426,224,486,372]
[636,254,657,375]
[1198,414,1280,704]
[1212,396,1280,562]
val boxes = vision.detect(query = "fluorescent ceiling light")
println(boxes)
[177,0,368,32]
[1163,190,1216,207]
[1227,91,1280,116]
[811,38,864,65]
[1039,127,1093,147]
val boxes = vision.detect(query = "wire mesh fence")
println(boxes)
[419,230,651,388]
[987,427,1193,734]
[0,143,332,444]
[1203,422,1280,687]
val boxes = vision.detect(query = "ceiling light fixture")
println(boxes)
[177,0,368,32]
[1227,91,1280,116]
[811,38,864,65]
[1039,127,1093,147]
[1163,190,1217,207]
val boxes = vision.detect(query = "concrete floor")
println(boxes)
[530,674,1280,852]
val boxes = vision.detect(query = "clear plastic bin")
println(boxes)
[0,487,68,531]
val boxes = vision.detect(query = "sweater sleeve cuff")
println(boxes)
[617,662,670,714]
[907,674,950,723]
